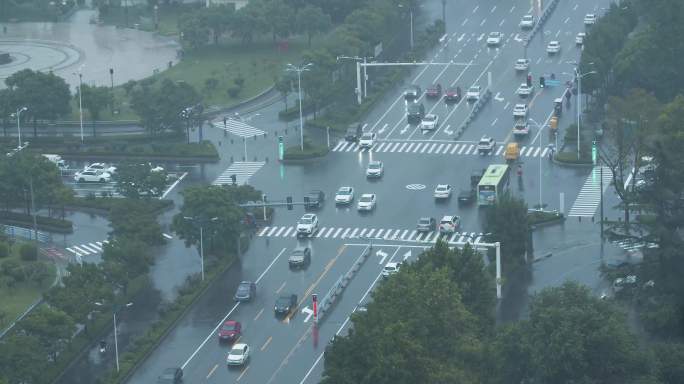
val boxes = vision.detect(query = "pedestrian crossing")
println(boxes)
[213,161,265,186]
[257,225,485,245]
[66,240,108,257]
[612,238,658,252]
[212,118,265,138]
[568,166,613,217]
[331,140,551,158]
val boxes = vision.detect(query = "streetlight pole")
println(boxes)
[286,63,313,151]
[184,216,218,281]
[13,106,28,148]
[398,4,414,50]
[94,301,132,372]
[77,71,84,143]
[442,0,446,24]
[529,118,547,210]
[569,64,597,160]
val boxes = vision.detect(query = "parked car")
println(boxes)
[486,31,502,45]
[288,246,311,269]
[274,294,298,317]
[296,213,319,237]
[434,184,452,199]
[357,193,377,211]
[74,170,112,183]
[406,102,425,123]
[404,85,421,100]
[233,281,256,302]
[304,190,325,210]
[514,58,530,71]
[466,85,481,101]
[345,123,363,142]
[157,367,183,384]
[439,215,461,234]
[477,135,496,154]
[381,261,401,278]
[226,343,250,366]
[416,217,436,233]
[334,186,355,205]
[420,114,439,131]
[218,320,241,343]
[366,161,384,178]
[426,83,442,98]
[358,132,376,149]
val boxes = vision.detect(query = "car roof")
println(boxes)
[441,215,454,221]
[549,40,559,44]
[239,280,253,285]
[369,160,382,165]
[436,184,449,188]
[360,193,375,198]
[338,186,352,191]
[224,320,239,326]
[302,213,316,219]
[385,262,399,267]
[419,216,433,221]
[514,103,526,107]
[232,343,248,349]
[424,114,436,118]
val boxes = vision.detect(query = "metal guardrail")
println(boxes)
[455,89,492,138]
[3,225,50,243]
[524,0,561,46]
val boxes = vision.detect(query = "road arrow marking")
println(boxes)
[477,33,485,41]
[163,233,173,239]
[403,250,412,261]
[301,306,313,323]
[444,124,453,135]
[378,123,388,134]
[494,92,504,102]
[514,33,523,42]
[376,250,388,264]
[503,101,510,110]
[400,124,409,134]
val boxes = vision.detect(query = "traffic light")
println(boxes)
[540,76,546,88]
[592,140,597,165]
[230,174,237,185]
[262,194,267,203]
[526,74,532,87]
[286,196,293,210]
[278,136,284,161]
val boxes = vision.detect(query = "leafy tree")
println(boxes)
[654,342,684,384]
[108,199,164,245]
[45,263,114,321]
[322,266,486,384]
[0,88,13,137]
[0,152,66,215]
[19,306,76,362]
[178,12,210,49]
[229,2,265,44]
[492,282,658,384]
[484,193,529,272]
[262,0,294,41]
[296,5,331,46]
[199,5,234,44]
[274,76,292,110]
[79,84,112,137]
[172,185,258,256]
[4,69,71,137]
[114,162,168,199]
[129,78,201,135]
[101,238,152,294]
[0,334,48,383]
[412,241,495,324]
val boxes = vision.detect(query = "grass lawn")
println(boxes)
[98,4,195,36]
[0,244,56,329]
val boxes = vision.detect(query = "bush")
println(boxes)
[528,210,564,226]
[283,140,329,160]
[19,243,38,261]
[0,242,9,258]
[227,86,241,98]
[278,99,315,121]
[555,151,592,164]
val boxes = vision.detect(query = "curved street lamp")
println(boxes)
[10,106,28,148]
[285,63,313,151]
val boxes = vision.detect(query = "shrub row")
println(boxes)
[0,211,73,233]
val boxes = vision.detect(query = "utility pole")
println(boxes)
[442,0,446,24]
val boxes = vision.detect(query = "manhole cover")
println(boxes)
[406,184,426,190]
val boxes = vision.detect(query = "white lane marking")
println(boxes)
[458,145,467,154]
[420,143,429,153]
[161,171,188,199]
[182,248,287,369]
[376,249,388,264]
[533,147,541,157]
[573,4,578,10]
[564,17,570,24]
[413,143,423,153]
[462,17,468,26]
[541,147,549,158]
[451,144,460,154]
[435,143,444,154]
[466,144,475,154]
[282,227,293,237]
[491,5,496,13]
[301,307,314,323]
[536,57,542,64]
[333,227,344,238]
[377,123,388,134]
[499,19,505,26]
[358,228,367,238]
[473,5,479,13]
[375,229,385,238]
[480,19,486,26]
[400,229,409,240]
[324,227,336,238]
[555,29,561,38]
[406,142,415,152]
[332,141,344,151]
[316,227,326,238]
[504,101,510,110]
[510,5,515,13]
[457,33,465,41]
[491,118,498,126]
[267,226,278,237]
[442,144,451,154]
[275,227,286,237]
[496,145,504,156]
[348,228,358,238]
[366,228,376,238]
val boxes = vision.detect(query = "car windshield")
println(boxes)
[361,133,373,140]
[368,163,381,169]
[424,115,436,122]
[489,32,498,37]
[419,218,431,225]
[441,219,452,224]
[299,217,313,224]
[221,323,237,331]
[338,188,351,194]
[523,15,533,20]
[237,284,250,293]
[276,297,291,306]
[384,265,397,271]
[230,347,244,355]
[436,186,447,191]
[469,86,479,92]
[479,139,490,145]
[291,248,305,256]
[360,195,373,202]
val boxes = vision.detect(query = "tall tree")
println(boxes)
[484,193,530,271]
[262,0,294,41]
[492,282,658,383]
[19,306,76,362]
[296,5,331,46]
[178,12,210,49]
[229,2,265,44]
[4,69,71,137]
[114,162,168,199]
[200,5,233,44]
[0,334,48,384]
[79,84,112,137]
[129,78,201,135]
[45,263,114,322]
[102,238,152,294]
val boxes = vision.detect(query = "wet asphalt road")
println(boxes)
[121,0,629,383]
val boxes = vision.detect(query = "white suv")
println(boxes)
[519,14,535,28]
[74,170,112,183]
[358,132,376,149]
[477,136,496,154]
[381,261,401,278]
[296,213,318,237]
[584,14,596,25]
[420,114,439,131]
[466,85,481,101]
[439,215,460,234]
[513,104,528,118]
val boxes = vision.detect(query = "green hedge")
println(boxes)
[63,197,174,215]
[0,211,73,233]
[278,100,316,121]
[528,210,565,226]
[283,141,329,160]
[555,151,592,164]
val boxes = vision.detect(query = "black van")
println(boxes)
[345,123,362,142]
[407,103,425,124]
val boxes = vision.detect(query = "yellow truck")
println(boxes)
[505,142,519,161]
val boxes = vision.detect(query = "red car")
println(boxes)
[426,83,442,98]
[218,320,241,343]
[445,86,461,103]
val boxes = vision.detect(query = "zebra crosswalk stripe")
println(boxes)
[213,162,265,186]
[213,119,265,138]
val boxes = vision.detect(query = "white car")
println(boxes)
[513,120,530,136]
[296,213,318,236]
[420,114,439,130]
[517,83,534,96]
[439,215,460,234]
[357,193,377,211]
[226,343,250,366]
[546,41,561,54]
[477,136,496,154]
[366,161,384,178]
[358,132,376,149]
[74,170,111,183]
[434,184,452,199]
[466,85,481,101]
[514,58,530,71]
[381,261,401,278]
[584,13,596,25]
[512,104,528,117]
[486,32,502,46]
[576,32,586,45]
[519,14,535,28]
[335,186,354,205]
[84,162,117,174]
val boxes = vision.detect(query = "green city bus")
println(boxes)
[477,164,510,206]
